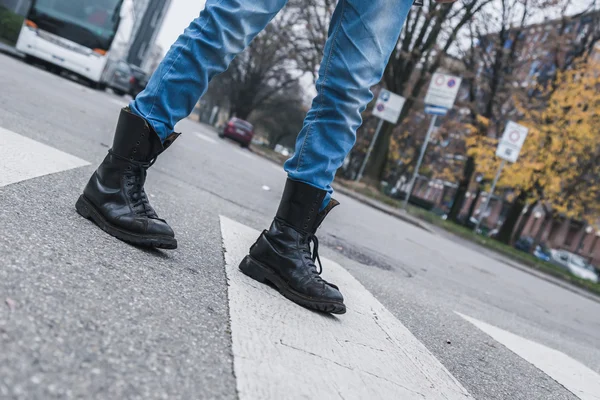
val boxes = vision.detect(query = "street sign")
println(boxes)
[496,121,529,163]
[357,90,405,181]
[424,73,462,110]
[372,90,405,124]
[424,105,448,116]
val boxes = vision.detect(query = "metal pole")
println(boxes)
[15,0,25,14]
[356,118,385,182]
[403,115,437,209]
[474,159,506,233]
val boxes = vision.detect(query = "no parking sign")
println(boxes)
[372,90,405,124]
[424,73,462,111]
[496,121,529,163]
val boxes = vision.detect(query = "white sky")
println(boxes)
[156,1,207,52]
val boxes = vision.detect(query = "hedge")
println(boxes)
[0,6,24,46]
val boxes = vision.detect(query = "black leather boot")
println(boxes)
[76,108,180,249]
[239,179,346,314]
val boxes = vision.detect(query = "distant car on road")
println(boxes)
[103,59,132,96]
[219,117,254,148]
[549,249,599,283]
[129,65,148,99]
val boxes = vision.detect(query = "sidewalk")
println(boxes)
[0,42,23,59]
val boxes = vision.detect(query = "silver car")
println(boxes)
[549,250,599,283]
[103,59,132,96]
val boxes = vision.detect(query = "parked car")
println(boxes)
[219,117,254,147]
[103,59,132,96]
[549,250,599,283]
[514,236,535,252]
[129,65,149,98]
[513,236,551,261]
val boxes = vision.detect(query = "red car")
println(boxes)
[219,118,254,147]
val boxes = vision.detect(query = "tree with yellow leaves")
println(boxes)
[466,58,600,243]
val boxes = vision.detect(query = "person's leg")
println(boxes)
[241,0,413,313]
[131,0,289,141]
[285,0,414,208]
[77,0,288,248]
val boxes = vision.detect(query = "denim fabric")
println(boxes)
[130,0,413,208]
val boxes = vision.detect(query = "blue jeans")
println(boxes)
[131,0,413,208]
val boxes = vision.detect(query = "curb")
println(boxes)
[493,255,600,304]
[0,43,23,59]
[331,184,434,233]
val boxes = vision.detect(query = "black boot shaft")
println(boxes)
[111,108,180,163]
[276,179,326,234]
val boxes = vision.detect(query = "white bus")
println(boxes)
[16,0,124,88]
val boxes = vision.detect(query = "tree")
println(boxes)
[447,0,538,222]
[211,15,303,120]
[249,81,308,150]
[360,0,494,183]
[466,59,600,243]
[286,0,336,84]
[447,2,600,227]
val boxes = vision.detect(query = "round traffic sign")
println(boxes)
[447,79,456,88]
[435,75,445,86]
[380,91,390,102]
[376,103,385,112]
[508,130,520,143]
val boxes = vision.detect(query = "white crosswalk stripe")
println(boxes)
[109,98,130,108]
[0,127,89,188]
[234,148,254,159]
[458,312,600,400]
[220,216,473,400]
[194,132,218,144]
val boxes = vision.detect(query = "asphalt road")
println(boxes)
[1,53,599,400]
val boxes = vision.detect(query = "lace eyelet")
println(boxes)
[133,149,137,153]
[136,141,140,145]
[129,156,134,161]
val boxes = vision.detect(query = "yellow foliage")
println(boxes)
[467,59,600,220]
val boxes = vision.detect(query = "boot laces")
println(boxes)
[109,150,158,218]
[304,233,338,289]
[308,234,323,275]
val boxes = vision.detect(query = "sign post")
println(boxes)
[403,72,462,209]
[356,90,405,182]
[474,121,529,232]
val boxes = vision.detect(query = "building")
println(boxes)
[519,206,600,265]
[126,0,171,71]
[0,0,31,15]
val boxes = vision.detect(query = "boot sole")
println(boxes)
[239,255,346,314]
[75,195,177,250]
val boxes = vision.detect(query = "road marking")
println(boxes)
[0,127,89,187]
[457,312,600,400]
[194,132,217,144]
[234,149,254,159]
[220,216,472,400]
[53,75,91,93]
[271,164,284,173]
[109,98,130,108]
